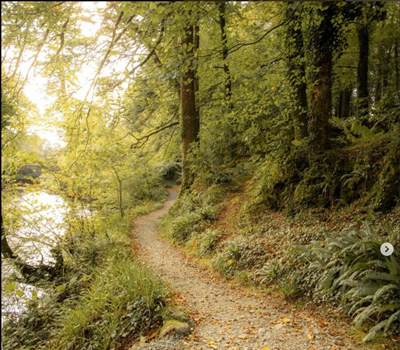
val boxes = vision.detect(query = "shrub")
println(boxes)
[254,260,284,286]
[303,226,400,342]
[2,207,168,350]
[168,211,203,243]
[51,254,165,350]
[212,236,267,277]
[162,189,219,244]
[157,161,181,182]
[126,166,167,203]
[198,229,222,256]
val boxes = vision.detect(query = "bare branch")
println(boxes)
[130,121,179,149]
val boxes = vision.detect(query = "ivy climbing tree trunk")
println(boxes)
[218,1,232,103]
[357,21,369,115]
[180,19,200,190]
[308,3,337,152]
[285,1,308,140]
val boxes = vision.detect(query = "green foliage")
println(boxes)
[157,161,181,182]
[126,165,167,203]
[198,228,222,256]
[370,137,400,212]
[2,298,62,350]
[212,236,267,277]
[251,125,400,213]
[52,254,165,350]
[301,226,400,342]
[167,211,204,243]
[2,0,400,346]
[2,207,167,350]
[161,189,219,243]
[254,260,284,286]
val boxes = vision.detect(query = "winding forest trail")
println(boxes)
[131,187,367,350]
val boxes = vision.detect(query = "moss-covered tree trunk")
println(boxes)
[395,39,400,99]
[357,22,369,115]
[308,3,337,152]
[285,1,308,140]
[218,1,232,102]
[181,20,200,190]
[338,87,352,118]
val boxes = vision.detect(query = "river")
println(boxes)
[1,190,89,321]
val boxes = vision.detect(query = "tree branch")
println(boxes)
[130,121,179,149]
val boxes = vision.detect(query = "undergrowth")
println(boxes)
[160,185,222,244]
[165,180,400,344]
[2,204,167,350]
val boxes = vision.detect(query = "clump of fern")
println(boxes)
[306,225,400,342]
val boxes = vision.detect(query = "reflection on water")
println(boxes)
[10,191,68,265]
[2,191,75,321]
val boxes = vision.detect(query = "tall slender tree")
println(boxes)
[218,1,232,103]
[180,16,200,190]
[307,3,338,151]
[357,8,369,115]
[284,1,308,140]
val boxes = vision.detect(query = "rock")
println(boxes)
[16,164,42,183]
[160,319,191,337]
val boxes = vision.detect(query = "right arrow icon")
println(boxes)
[380,242,394,257]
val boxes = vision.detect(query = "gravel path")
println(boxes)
[130,187,368,350]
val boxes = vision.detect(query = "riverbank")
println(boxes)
[2,193,170,349]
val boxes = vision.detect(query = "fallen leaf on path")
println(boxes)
[307,329,315,341]
[207,341,218,349]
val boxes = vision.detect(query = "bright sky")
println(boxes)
[22,2,107,150]
[8,1,143,150]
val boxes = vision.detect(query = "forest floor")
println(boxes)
[129,187,372,350]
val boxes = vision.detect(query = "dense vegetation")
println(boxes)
[2,1,399,348]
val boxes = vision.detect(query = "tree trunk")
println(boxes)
[375,65,382,104]
[339,87,352,118]
[357,22,369,115]
[395,39,400,100]
[181,20,200,190]
[112,167,124,218]
[308,4,337,152]
[309,58,332,150]
[285,2,308,140]
[381,46,390,98]
[194,23,200,120]
[1,219,17,259]
[218,1,233,103]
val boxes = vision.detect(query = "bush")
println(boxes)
[212,236,267,277]
[51,253,165,350]
[161,189,219,244]
[254,260,284,286]
[2,207,168,350]
[198,229,222,256]
[168,211,204,242]
[126,165,167,203]
[157,161,181,182]
[301,226,400,342]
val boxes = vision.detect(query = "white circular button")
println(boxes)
[380,242,394,257]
